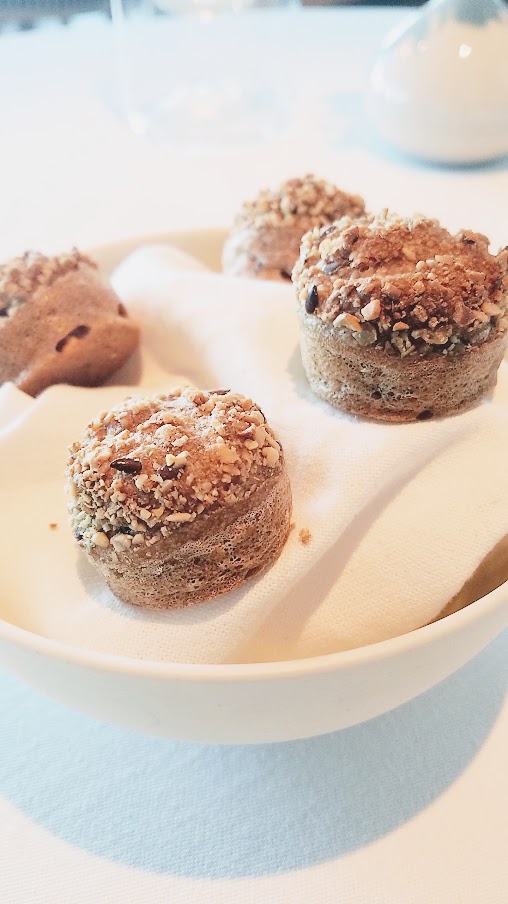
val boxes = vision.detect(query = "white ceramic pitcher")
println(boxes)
[367,0,508,164]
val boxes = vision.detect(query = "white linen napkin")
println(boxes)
[1,243,507,664]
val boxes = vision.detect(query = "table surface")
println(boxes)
[1,7,507,903]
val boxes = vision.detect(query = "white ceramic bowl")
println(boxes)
[1,230,507,745]
[0,583,507,744]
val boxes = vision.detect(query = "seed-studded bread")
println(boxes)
[222,174,365,282]
[0,249,139,396]
[293,211,508,422]
[66,387,292,609]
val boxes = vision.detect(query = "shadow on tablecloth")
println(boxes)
[0,629,506,879]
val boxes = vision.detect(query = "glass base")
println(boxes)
[127,82,285,148]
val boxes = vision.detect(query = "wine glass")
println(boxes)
[110,0,298,148]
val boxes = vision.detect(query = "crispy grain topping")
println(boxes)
[110,458,143,474]
[0,248,96,321]
[293,211,508,357]
[66,387,283,554]
[234,174,365,230]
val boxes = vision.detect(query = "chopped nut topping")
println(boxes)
[361,298,381,321]
[0,248,96,319]
[217,444,239,464]
[66,387,284,554]
[166,512,193,523]
[293,211,508,357]
[111,534,132,551]
[262,446,280,467]
[333,312,362,331]
[92,531,110,548]
[233,174,365,230]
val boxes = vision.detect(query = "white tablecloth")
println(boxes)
[1,7,507,902]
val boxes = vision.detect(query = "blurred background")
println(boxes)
[1,0,427,30]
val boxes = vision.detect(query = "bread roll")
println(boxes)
[293,211,508,422]
[0,249,139,396]
[66,387,292,609]
[222,174,365,281]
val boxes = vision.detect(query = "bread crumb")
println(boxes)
[299,528,311,545]
[289,521,296,532]
[49,523,58,529]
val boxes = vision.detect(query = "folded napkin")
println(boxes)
[1,243,507,664]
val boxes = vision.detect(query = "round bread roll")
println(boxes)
[0,249,139,396]
[66,387,292,610]
[222,174,365,281]
[293,211,508,422]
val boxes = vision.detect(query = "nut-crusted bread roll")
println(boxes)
[222,174,365,282]
[67,388,292,610]
[0,249,139,396]
[293,211,508,422]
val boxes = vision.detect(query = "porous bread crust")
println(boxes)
[222,223,302,281]
[222,175,365,282]
[0,256,139,396]
[293,211,508,356]
[67,388,292,608]
[87,469,292,609]
[299,309,508,422]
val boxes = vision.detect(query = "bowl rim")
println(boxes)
[1,580,506,682]
[1,228,506,684]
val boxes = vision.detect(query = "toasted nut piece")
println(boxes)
[360,298,381,321]
[92,531,109,548]
[333,312,362,331]
[217,445,239,464]
[263,446,280,467]
[482,301,502,317]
